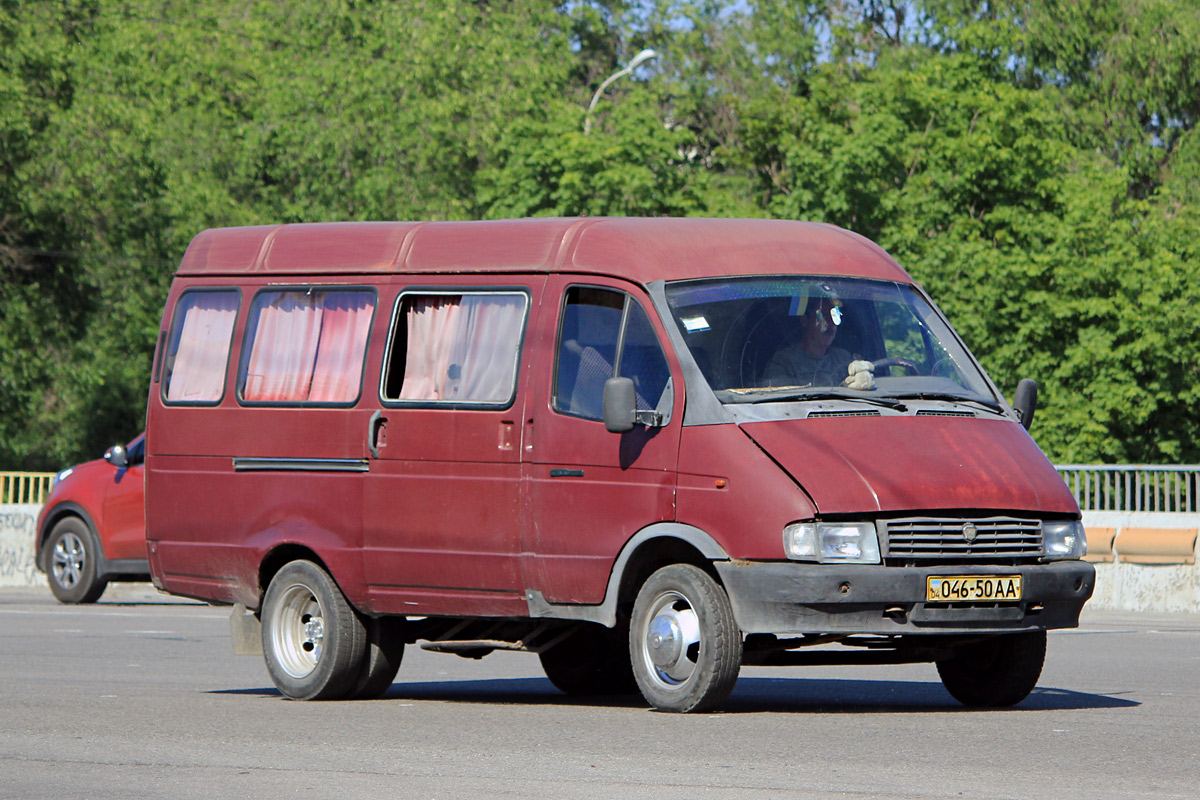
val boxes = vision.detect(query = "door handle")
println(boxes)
[368,410,386,459]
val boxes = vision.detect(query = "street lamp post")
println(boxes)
[583,48,658,134]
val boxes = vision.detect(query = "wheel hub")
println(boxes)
[302,615,324,652]
[646,614,683,670]
[271,585,325,679]
[641,594,703,686]
[51,534,85,588]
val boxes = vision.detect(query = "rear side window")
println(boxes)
[554,287,671,421]
[162,290,240,405]
[239,288,376,405]
[381,292,528,406]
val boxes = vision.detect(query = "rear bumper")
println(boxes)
[714,560,1095,636]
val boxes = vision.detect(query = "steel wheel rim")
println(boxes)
[51,533,86,589]
[640,590,702,688]
[271,584,325,679]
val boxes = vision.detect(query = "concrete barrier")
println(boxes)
[0,504,41,588]
[1083,511,1200,614]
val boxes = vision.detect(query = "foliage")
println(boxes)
[1,0,1197,467]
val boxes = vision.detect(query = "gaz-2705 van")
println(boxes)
[145,218,1093,712]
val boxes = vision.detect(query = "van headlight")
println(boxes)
[784,522,881,564]
[53,467,74,486]
[1043,520,1087,561]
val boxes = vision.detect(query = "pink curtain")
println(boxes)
[398,294,525,402]
[243,293,323,402]
[166,292,239,402]
[309,294,375,403]
[243,291,374,403]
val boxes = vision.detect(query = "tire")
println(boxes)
[629,564,742,713]
[45,517,108,604]
[540,622,638,696]
[936,630,1047,707]
[346,615,405,700]
[261,560,366,700]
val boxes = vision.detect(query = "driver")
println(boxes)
[763,293,854,388]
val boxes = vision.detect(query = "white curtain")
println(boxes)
[166,292,239,402]
[399,294,526,402]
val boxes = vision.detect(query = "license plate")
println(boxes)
[926,575,1022,603]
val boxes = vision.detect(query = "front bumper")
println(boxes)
[714,560,1095,635]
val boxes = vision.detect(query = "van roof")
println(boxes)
[177,217,913,285]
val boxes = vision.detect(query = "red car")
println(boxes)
[35,434,149,603]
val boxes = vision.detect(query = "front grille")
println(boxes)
[884,516,1043,562]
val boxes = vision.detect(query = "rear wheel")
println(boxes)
[936,630,1047,707]
[346,615,406,700]
[540,622,637,696]
[261,560,366,700]
[45,518,108,604]
[629,564,742,713]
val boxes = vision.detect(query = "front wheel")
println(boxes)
[261,560,366,700]
[936,630,1046,707]
[45,518,108,604]
[629,564,742,713]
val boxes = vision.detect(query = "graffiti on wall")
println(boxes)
[0,504,41,587]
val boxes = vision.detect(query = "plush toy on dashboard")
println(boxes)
[843,359,876,390]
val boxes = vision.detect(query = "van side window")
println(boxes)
[240,288,375,404]
[554,287,671,421]
[162,289,239,404]
[382,292,528,406]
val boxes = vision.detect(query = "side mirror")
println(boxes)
[603,377,637,433]
[105,444,128,469]
[1013,379,1038,431]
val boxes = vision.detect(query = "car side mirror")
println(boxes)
[1013,379,1037,431]
[603,377,637,433]
[105,444,128,469]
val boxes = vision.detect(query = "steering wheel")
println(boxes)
[872,357,919,376]
[931,357,957,378]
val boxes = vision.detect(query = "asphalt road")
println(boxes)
[1,583,1197,800]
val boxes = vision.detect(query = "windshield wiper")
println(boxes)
[890,392,1006,414]
[748,390,909,411]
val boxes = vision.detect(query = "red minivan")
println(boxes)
[145,218,1094,712]
[36,434,149,603]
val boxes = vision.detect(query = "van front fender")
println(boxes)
[524,522,730,627]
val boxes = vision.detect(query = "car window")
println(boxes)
[553,286,671,421]
[162,290,239,405]
[381,292,528,406]
[239,288,376,405]
[127,436,145,466]
[664,276,994,402]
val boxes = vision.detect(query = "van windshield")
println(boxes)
[663,276,998,406]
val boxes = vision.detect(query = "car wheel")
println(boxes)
[346,615,405,700]
[45,518,108,604]
[540,622,638,696]
[936,630,1047,707]
[629,564,742,713]
[261,560,366,700]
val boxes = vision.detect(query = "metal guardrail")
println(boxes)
[1056,466,1200,514]
[0,472,55,505]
